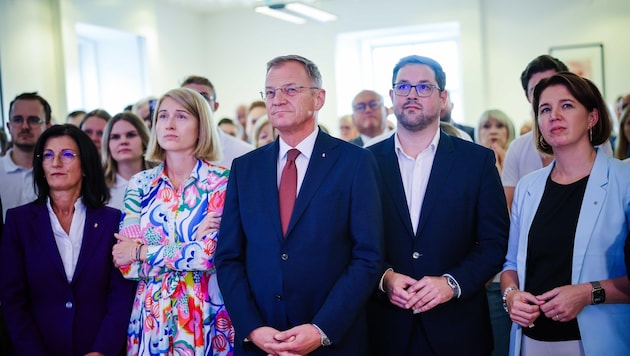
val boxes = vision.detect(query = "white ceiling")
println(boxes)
[163,0,322,13]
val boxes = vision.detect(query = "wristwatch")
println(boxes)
[444,275,460,298]
[590,281,605,304]
[312,324,332,346]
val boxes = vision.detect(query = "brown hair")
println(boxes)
[532,72,611,155]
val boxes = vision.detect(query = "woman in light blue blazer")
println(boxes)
[501,72,630,356]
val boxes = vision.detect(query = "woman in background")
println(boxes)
[477,109,516,356]
[0,124,135,355]
[112,88,234,355]
[253,116,276,148]
[477,109,516,174]
[501,72,630,355]
[80,109,111,155]
[101,112,152,211]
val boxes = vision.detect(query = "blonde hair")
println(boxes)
[476,109,516,148]
[146,88,222,162]
[101,112,152,188]
[253,115,273,147]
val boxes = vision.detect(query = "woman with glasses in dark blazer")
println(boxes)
[0,124,135,355]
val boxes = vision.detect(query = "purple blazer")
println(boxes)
[0,202,136,356]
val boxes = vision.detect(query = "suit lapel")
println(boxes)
[262,140,285,240]
[375,136,414,237]
[416,133,456,236]
[34,204,67,279]
[286,132,338,237]
[572,151,608,282]
[72,208,101,284]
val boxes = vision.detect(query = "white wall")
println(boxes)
[481,0,630,132]
[201,0,485,133]
[1,0,629,135]
[0,0,65,123]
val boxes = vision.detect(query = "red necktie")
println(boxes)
[279,149,300,236]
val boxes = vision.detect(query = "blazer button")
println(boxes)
[281,253,289,261]
[412,252,422,259]
[65,301,73,309]
[275,295,282,301]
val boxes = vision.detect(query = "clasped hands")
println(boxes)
[249,324,321,356]
[504,283,591,328]
[383,270,455,314]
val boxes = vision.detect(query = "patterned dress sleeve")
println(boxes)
[122,162,229,278]
[117,169,148,280]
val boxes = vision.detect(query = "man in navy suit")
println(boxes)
[366,55,509,355]
[216,55,383,355]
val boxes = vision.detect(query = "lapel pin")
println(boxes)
[94,223,98,228]
[322,153,326,158]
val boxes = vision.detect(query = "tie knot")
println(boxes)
[287,148,300,162]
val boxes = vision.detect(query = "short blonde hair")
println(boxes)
[476,109,516,148]
[146,88,222,162]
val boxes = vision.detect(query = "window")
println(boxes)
[335,22,463,125]
[72,23,149,115]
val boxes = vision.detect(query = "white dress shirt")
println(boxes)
[107,174,128,211]
[47,197,87,283]
[213,130,254,169]
[394,128,440,234]
[276,127,319,195]
[0,149,37,219]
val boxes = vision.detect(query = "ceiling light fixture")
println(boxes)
[255,2,337,24]
[284,3,337,22]
[255,5,306,24]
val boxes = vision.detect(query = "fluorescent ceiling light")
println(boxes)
[255,5,306,24]
[285,3,337,22]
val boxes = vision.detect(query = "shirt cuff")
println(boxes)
[379,268,394,292]
[443,273,462,298]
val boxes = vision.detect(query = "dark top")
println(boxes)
[523,175,589,341]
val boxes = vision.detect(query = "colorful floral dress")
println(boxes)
[119,159,234,356]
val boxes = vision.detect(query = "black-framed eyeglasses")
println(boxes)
[10,116,44,126]
[260,85,320,100]
[37,149,80,164]
[392,83,440,97]
[354,101,382,112]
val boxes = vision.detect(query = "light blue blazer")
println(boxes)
[503,149,630,356]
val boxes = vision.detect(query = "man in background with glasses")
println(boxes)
[367,55,509,355]
[0,92,52,219]
[180,75,253,168]
[349,90,388,147]
[217,54,383,355]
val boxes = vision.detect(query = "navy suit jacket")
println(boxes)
[367,132,509,356]
[0,202,136,356]
[216,131,383,355]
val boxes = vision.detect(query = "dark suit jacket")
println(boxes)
[216,131,383,355]
[0,202,136,356]
[367,132,509,356]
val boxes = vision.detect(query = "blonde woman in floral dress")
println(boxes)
[112,87,234,355]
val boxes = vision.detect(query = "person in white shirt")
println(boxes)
[502,55,613,210]
[0,92,52,219]
[180,75,253,169]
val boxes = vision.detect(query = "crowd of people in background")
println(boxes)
[0,52,629,356]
